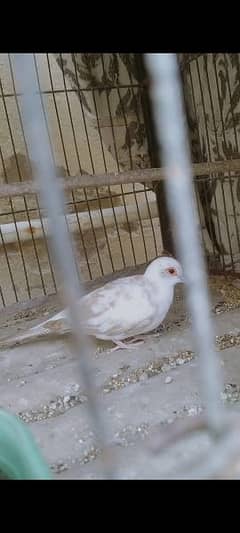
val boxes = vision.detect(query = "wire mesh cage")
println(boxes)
[181,53,240,274]
[1,53,240,310]
[0,53,163,308]
[0,57,240,294]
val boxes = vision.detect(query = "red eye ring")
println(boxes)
[168,268,176,275]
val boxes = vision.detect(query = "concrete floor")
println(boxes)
[1,273,240,478]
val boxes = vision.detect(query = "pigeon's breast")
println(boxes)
[138,283,173,333]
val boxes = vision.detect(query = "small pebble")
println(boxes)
[63,395,70,404]
[162,364,171,372]
[221,392,228,401]
[165,376,173,384]
[176,358,185,365]
[187,406,202,416]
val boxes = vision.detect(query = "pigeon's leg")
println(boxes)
[109,338,144,352]
[128,325,165,344]
[127,336,145,344]
[109,329,163,352]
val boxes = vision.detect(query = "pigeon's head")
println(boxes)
[144,256,184,286]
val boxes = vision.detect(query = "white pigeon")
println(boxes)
[15,255,183,352]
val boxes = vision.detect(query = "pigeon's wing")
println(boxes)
[80,276,156,339]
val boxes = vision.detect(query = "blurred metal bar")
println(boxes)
[145,53,224,436]
[138,53,175,254]
[0,159,240,200]
[11,53,115,479]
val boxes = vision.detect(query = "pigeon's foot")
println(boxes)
[109,337,144,352]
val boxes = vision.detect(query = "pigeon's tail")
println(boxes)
[0,316,70,352]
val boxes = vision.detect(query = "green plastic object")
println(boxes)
[0,410,51,479]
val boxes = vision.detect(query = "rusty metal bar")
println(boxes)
[0,160,240,200]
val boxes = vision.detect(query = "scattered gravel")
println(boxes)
[18,390,87,423]
[216,333,240,350]
[103,350,194,393]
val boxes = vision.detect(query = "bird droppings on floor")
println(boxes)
[1,271,240,478]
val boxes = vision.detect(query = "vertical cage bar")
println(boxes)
[145,53,224,436]
[11,53,115,479]
[139,54,175,255]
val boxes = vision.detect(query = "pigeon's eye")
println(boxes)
[167,267,176,275]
